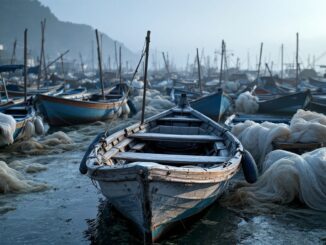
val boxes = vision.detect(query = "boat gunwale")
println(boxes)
[86,106,243,183]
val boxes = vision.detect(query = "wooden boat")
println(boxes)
[170,88,231,121]
[0,101,36,146]
[257,90,311,114]
[309,77,326,89]
[190,89,231,121]
[36,85,128,126]
[307,101,326,114]
[80,95,246,242]
[4,83,64,97]
[225,113,291,128]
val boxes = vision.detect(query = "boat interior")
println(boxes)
[96,109,234,168]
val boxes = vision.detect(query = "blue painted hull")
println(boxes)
[258,90,312,115]
[37,94,126,126]
[190,90,231,121]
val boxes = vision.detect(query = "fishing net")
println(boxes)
[0,161,47,194]
[231,109,326,167]
[235,91,259,114]
[221,148,326,212]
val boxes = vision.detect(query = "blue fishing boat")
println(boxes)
[36,85,129,126]
[0,101,36,146]
[190,89,231,121]
[257,90,311,115]
[80,95,252,242]
[170,88,231,121]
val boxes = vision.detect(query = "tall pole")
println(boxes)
[114,41,118,77]
[141,31,151,125]
[38,19,46,89]
[95,29,105,100]
[119,46,122,85]
[10,39,17,65]
[256,42,263,80]
[60,55,66,92]
[219,40,224,85]
[281,44,284,79]
[79,52,85,74]
[196,48,202,95]
[296,32,299,90]
[24,29,28,103]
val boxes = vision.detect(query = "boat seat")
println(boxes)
[129,133,223,143]
[157,117,202,123]
[112,152,229,165]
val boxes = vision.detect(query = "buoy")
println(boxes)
[127,99,138,116]
[79,132,105,174]
[241,149,258,183]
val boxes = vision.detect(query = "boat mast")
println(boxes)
[281,44,284,80]
[24,28,28,103]
[119,46,122,85]
[256,42,263,80]
[10,39,17,65]
[95,29,105,100]
[296,32,299,90]
[196,48,202,95]
[141,31,151,125]
[219,40,224,86]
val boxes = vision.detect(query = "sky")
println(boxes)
[39,0,326,70]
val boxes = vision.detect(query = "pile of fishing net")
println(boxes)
[235,91,259,113]
[0,160,48,194]
[231,109,326,167]
[132,89,174,119]
[221,148,326,212]
[221,81,241,93]
[7,131,75,155]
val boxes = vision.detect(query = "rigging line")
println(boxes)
[103,40,147,137]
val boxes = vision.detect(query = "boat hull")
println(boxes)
[191,90,231,121]
[258,90,311,114]
[95,168,228,242]
[37,94,127,126]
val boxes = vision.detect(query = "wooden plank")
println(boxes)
[131,142,146,151]
[112,152,229,164]
[157,117,201,123]
[129,133,223,143]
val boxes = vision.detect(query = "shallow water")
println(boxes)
[0,118,326,245]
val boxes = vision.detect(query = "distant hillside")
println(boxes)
[0,0,136,67]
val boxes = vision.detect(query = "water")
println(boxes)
[0,118,325,245]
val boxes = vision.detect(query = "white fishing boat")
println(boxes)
[80,94,255,242]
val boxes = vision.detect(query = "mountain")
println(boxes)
[0,0,136,67]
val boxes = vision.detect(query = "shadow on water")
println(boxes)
[84,198,241,245]
[84,198,142,245]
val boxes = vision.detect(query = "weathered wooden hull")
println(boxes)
[95,172,228,241]
[258,90,311,114]
[307,101,326,114]
[190,90,231,121]
[84,103,243,242]
[37,94,127,126]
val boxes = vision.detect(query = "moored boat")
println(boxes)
[80,95,246,242]
[0,101,36,146]
[36,85,129,126]
[190,88,231,121]
[257,90,311,114]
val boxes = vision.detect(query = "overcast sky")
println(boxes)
[39,0,326,70]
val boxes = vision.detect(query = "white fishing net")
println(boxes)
[231,109,326,167]
[221,148,326,212]
[235,91,259,114]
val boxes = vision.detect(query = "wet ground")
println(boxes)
[0,119,326,245]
